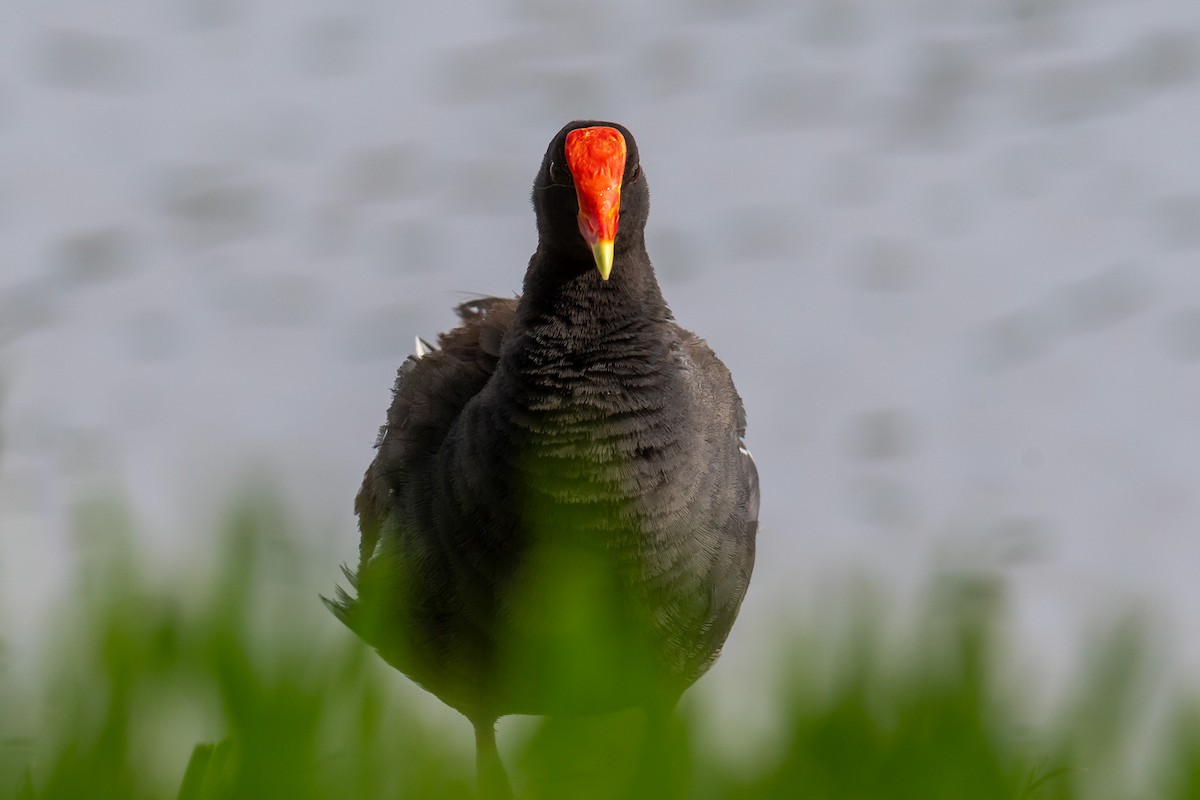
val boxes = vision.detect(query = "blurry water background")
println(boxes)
[1,0,1199,752]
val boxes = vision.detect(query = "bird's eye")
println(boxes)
[549,160,568,184]
[628,163,642,184]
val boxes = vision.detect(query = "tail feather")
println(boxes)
[340,563,360,591]
[321,565,360,630]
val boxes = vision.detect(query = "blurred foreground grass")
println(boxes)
[2,493,1198,800]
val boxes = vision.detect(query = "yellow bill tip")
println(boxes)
[593,240,614,280]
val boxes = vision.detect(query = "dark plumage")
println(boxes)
[326,120,757,797]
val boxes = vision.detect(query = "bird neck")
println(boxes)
[514,240,671,343]
[494,243,680,416]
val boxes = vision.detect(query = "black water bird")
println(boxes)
[326,121,758,798]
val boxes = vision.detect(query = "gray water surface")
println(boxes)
[2,0,1199,730]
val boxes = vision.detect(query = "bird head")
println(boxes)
[534,121,647,280]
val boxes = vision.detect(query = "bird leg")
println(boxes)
[473,717,513,800]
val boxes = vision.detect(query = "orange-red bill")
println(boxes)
[564,126,626,279]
